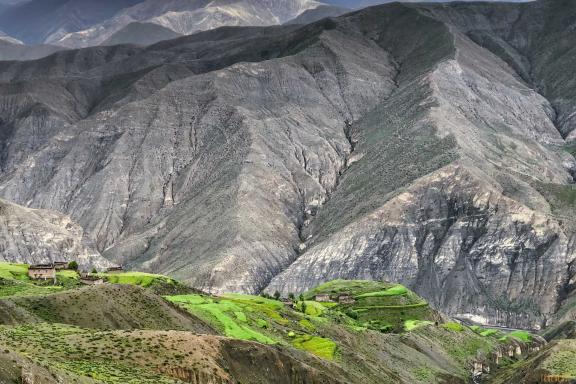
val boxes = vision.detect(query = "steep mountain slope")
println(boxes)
[0,199,109,269]
[323,0,530,8]
[53,0,322,48]
[101,22,181,47]
[285,5,351,25]
[268,0,576,329]
[0,0,575,329]
[0,40,63,61]
[0,284,214,332]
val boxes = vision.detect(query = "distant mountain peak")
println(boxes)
[10,0,324,48]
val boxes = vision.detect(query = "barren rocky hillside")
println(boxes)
[0,0,575,329]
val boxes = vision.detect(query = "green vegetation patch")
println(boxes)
[0,263,82,298]
[99,272,175,288]
[480,329,499,337]
[413,366,435,381]
[0,263,29,281]
[506,330,533,342]
[298,319,315,331]
[303,279,433,333]
[166,295,276,344]
[54,360,175,384]
[234,311,247,322]
[296,301,327,317]
[304,280,396,299]
[355,285,408,298]
[444,336,494,366]
[543,349,576,377]
[0,323,204,383]
[442,322,464,332]
[0,279,64,297]
[166,294,285,342]
[292,335,337,360]
[56,270,79,279]
[404,320,434,331]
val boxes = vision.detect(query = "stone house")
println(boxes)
[106,266,124,274]
[315,294,332,302]
[338,294,356,305]
[53,261,69,270]
[28,264,56,280]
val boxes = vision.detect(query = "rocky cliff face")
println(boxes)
[0,0,575,328]
[0,199,109,269]
[269,0,576,329]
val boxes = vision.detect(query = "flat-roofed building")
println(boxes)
[28,264,56,280]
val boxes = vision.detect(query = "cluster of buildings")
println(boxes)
[27,261,70,280]
[281,293,356,308]
[315,293,356,305]
[27,262,123,285]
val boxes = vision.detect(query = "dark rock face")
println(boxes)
[0,0,575,328]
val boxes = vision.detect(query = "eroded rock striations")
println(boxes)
[0,0,575,328]
[0,199,109,269]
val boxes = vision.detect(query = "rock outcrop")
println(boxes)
[0,199,109,269]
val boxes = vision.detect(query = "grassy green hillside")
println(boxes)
[0,323,342,384]
[0,263,193,297]
[1,284,213,332]
[0,272,551,383]
[0,263,81,297]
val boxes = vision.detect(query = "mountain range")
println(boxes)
[0,0,575,332]
[0,0,324,48]
[0,0,532,49]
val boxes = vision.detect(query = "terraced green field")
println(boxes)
[166,292,338,358]
[166,294,278,344]
[167,280,447,360]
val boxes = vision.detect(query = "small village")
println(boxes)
[26,261,123,285]
[314,293,356,305]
